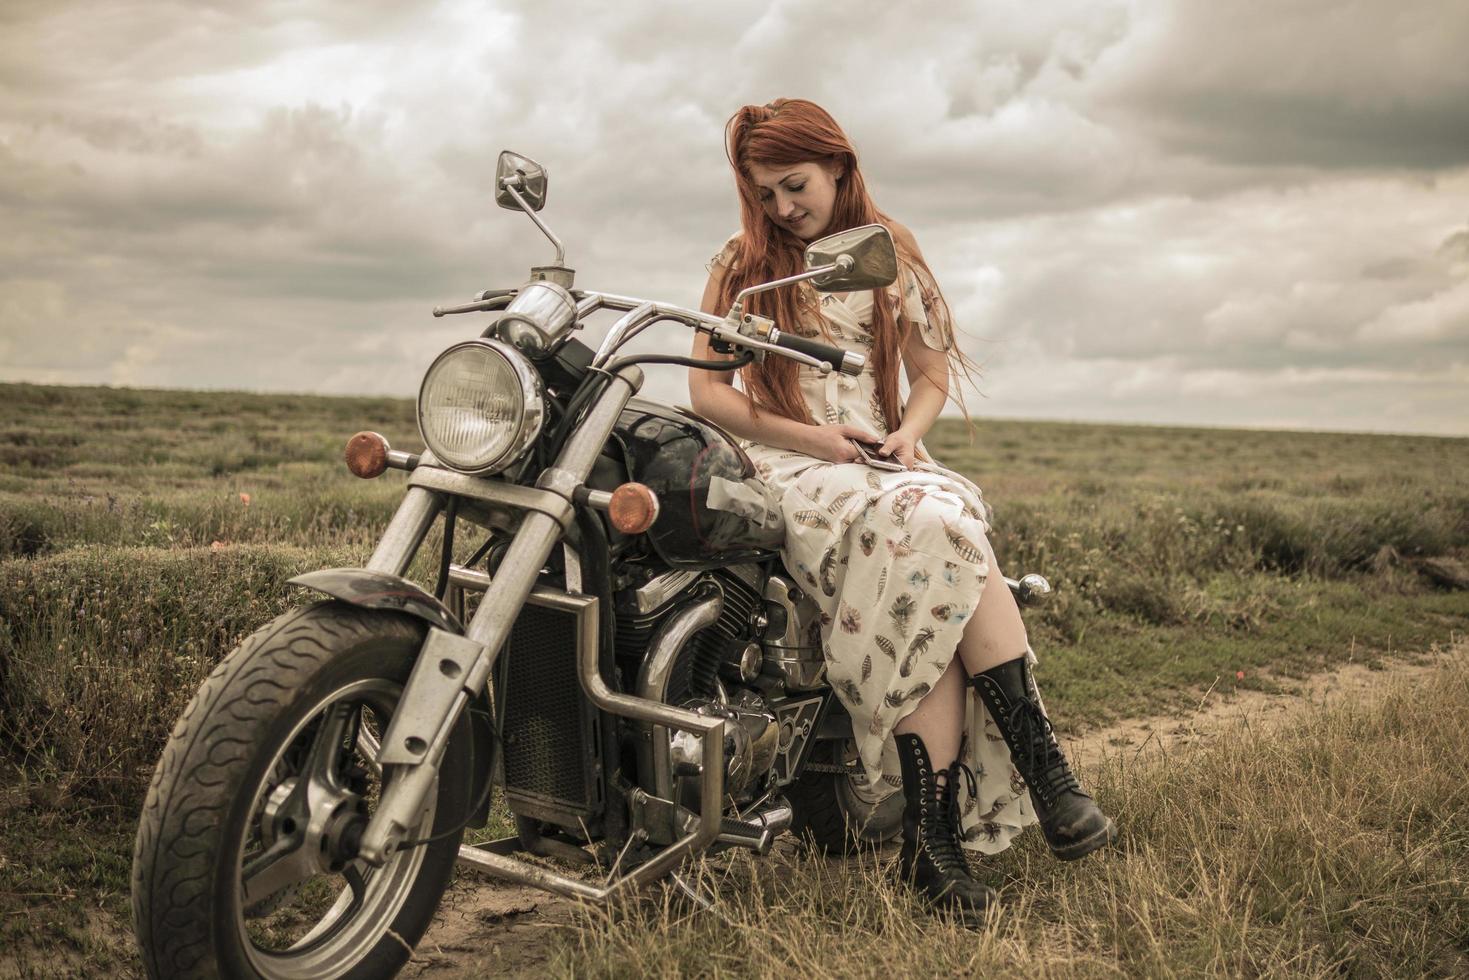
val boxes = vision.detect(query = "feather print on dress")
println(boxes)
[942,561,960,587]
[941,520,983,563]
[883,681,932,708]
[819,547,839,597]
[865,469,883,491]
[930,602,970,624]
[794,509,832,531]
[897,642,920,678]
[885,533,914,560]
[868,387,887,430]
[874,566,888,602]
[838,602,862,634]
[888,592,916,638]
[858,529,878,556]
[874,634,898,662]
[826,489,859,514]
[834,676,864,705]
[890,486,925,526]
[860,654,872,682]
[907,626,936,663]
[908,569,931,590]
[795,561,818,591]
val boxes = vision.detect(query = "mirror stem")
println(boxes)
[502,180,566,265]
[731,261,842,313]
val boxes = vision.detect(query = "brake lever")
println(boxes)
[432,289,518,317]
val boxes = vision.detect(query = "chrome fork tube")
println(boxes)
[460,365,643,664]
[367,485,443,577]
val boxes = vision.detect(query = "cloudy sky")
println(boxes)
[2,0,1466,435]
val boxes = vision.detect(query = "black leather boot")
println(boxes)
[969,657,1116,861]
[895,732,996,921]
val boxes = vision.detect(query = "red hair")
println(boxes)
[717,98,973,433]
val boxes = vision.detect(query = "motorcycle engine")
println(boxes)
[669,690,779,804]
[614,563,782,806]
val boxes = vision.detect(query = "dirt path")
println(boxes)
[402,640,1464,978]
[1063,641,1462,771]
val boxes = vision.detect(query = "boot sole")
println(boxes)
[1049,817,1118,861]
[890,863,999,924]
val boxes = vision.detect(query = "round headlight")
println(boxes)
[417,339,544,475]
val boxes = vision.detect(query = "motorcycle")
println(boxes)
[130,150,1051,979]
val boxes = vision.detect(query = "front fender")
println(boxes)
[288,567,463,634]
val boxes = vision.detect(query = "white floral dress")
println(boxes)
[707,234,1037,853]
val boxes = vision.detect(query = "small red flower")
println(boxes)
[239,492,252,507]
[1235,670,1245,680]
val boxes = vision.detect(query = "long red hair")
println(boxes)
[717,98,973,433]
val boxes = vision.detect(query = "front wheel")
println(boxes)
[131,602,475,980]
[786,738,903,854]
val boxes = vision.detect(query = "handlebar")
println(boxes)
[769,329,865,376]
[434,286,867,376]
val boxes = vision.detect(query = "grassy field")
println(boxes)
[564,653,1469,977]
[2,380,1467,976]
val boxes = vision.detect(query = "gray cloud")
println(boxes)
[0,0,1465,435]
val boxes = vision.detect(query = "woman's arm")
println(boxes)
[877,225,953,468]
[688,265,874,461]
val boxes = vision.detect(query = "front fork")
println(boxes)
[354,366,727,895]
[354,366,639,862]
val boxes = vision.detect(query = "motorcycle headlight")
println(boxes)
[417,339,544,475]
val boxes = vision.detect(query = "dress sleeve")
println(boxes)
[899,261,954,352]
[706,232,742,275]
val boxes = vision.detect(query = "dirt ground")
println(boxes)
[401,641,1463,978]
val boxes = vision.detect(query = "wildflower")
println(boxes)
[239,492,252,507]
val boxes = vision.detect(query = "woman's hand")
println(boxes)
[877,428,919,469]
[802,423,883,463]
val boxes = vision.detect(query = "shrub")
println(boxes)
[0,543,362,808]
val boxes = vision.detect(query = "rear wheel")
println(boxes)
[787,738,903,854]
[131,602,476,980]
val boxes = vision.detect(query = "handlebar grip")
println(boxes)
[771,330,866,376]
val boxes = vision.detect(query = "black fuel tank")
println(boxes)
[610,398,784,570]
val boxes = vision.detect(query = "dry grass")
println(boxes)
[561,654,1469,978]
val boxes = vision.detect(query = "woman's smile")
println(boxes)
[747,159,842,241]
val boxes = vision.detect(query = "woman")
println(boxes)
[688,99,1114,918]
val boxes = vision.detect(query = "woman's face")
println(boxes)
[746,160,843,241]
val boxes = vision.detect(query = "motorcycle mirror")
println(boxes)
[804,224,898,292]
[495,150,549,213]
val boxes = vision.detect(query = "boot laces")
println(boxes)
[1007,699,1081,802]
[922,761,975,872]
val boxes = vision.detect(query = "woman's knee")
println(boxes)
[904,495,988,570]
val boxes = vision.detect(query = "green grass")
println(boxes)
[1,381,1467,974]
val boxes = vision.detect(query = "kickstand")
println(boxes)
[668,871,735,928]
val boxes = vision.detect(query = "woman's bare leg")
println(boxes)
[892,655,964,767]
[954,532,1029,675]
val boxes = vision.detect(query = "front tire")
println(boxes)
[131,601,475,980]
[787,738,903,854]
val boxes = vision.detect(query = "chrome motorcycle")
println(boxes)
[130,151,1050,979]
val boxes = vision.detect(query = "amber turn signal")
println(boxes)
[608,482,660,535]
[345,431,390,479]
